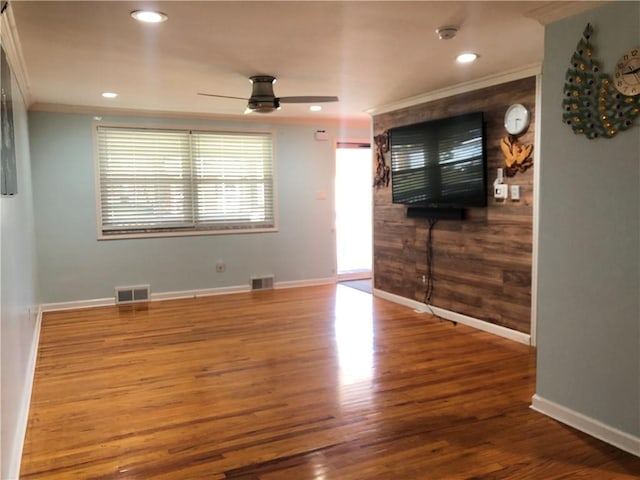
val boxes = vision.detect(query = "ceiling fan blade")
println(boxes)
[279,96,339,104]
[198,93,248,101]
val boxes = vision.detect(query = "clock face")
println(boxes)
[615,48,640,96]
[504,104,530,135]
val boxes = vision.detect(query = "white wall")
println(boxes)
[0,48,39,479]
[29,112,370,303]
[535,1,639,450]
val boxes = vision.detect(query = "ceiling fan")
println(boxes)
[198,75,339,114]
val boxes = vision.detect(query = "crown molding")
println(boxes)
[366,63,541,117]
[0,2,32,105]
[524,1,607,26]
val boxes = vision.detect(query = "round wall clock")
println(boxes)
[504,103,530,135]
[614,48,640,96]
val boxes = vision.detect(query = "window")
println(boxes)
[95,125,276,238]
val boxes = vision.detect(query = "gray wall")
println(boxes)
[29,112,370,303]
[0,55,39,477]
[537,2,639,436]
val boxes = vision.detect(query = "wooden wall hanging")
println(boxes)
[562,24,640,139]
[500,135,533,177]
[373,132,390,188]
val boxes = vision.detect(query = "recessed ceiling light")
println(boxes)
[101,92,118,99]
[456,52,478,64]
[309,105,322,112]
[130,10,168,23]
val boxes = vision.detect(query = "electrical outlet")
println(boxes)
[215,261,226,273]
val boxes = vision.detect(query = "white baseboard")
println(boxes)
[373,288,425,311]
[428,305,531,345]
[39,278,338,312]
[7,308,43,480]
[40,297,115,312]
[151,285,250,301]
[274,277,336,289]
[337,271,372,281]
[531,394,640,457]
[373,288,531,345]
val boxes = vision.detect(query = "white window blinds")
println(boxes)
[96,126,275,237]
[191,131,274,227]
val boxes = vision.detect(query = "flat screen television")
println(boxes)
[389,112,487,214]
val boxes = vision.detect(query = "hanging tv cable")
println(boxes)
[423,218,438,305]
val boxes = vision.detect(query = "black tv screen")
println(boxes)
[389,112,487,209]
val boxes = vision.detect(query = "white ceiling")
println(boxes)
[9,1,599,122]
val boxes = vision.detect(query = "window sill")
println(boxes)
[98,226,278,240]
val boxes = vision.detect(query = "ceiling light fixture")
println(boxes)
[456,52,478,64]
[101,92,118,99]
[130,10,168,23]
[309,105,322,112]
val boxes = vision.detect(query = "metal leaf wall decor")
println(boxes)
[562,24,640,139]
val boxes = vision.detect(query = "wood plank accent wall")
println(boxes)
[373,76,536,334]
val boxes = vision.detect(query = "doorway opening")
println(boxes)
[335,141,372,283]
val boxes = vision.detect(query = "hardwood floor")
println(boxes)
[21,285,640,479]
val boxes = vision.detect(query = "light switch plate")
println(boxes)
[510,185,520,201]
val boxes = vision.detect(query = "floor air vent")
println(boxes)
[251,275,274,291]
[115,285,150,304]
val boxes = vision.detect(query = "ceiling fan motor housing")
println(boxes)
[197,74,336,113]
[249,75,279,113]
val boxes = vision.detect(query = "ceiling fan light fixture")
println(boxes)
[248,99,279,114]
[251,106,276,114]
[130,10,168,23]
[101,92,118,99]
[309,105,322,112]
[456,52,478,64]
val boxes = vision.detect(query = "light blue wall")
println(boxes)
[29,112,370,303]
[537,2,639,436]
[1,57,39,477]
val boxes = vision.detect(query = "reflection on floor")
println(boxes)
[334,284,374,386]
[339,278,372,294]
